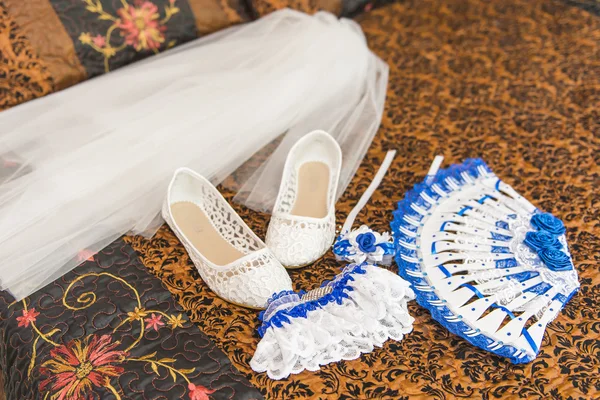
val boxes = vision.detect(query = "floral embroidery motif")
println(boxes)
[39,334,127,399]
[16,272,213,400]
[167,313,185,329]
[92,34,106,47]
[78,0,180,71]
[116,1,166,51]
[144,313,164,331]
[127,306,149,320]
[188,383,216,400]
[76,249,96,263]
[16,308,40,328]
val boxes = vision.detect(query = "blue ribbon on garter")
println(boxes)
[333,240,395,258]
[378,242,396,255]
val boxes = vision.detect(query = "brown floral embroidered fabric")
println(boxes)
[0,239,263,399]
[1,0,251,107]
[47,0,201,77]
[124,0,600,398]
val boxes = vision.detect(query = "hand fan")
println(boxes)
[391,158,579,363]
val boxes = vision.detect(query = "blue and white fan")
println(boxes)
[391,157,579,363]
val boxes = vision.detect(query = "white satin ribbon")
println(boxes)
[341,150,397,234]
[425,155,444,184]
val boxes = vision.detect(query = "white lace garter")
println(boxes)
[250,263,415,380]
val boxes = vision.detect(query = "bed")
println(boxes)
[1,0,599,398]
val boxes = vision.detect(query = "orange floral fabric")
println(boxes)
[0,2,54,111]
[125,0,600,398]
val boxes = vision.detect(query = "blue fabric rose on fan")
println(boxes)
[538,248,573,272]
[524,231,562,251]
[530,213,566,235]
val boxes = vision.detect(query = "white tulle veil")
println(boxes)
[0,9,388,300]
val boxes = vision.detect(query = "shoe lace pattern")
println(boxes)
[277,166,298,215]
[198,182,262,254]
[268,152,338,266]
[163,178,292,308]
[266,213,336,266]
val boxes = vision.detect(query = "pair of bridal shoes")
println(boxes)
[163,131,342,308]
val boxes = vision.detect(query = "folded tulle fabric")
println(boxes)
[0,9,388,299]
[250,264,415,380]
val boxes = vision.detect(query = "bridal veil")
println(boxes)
[0,9,388,299]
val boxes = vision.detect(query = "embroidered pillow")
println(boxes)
[1,0,250,108]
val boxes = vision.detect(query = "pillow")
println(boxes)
[247,0,390,18]
[1,0,250,108]
[0,238,263,399]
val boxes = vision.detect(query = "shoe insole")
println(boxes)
[290,162,330,219]
[170,202,244,266]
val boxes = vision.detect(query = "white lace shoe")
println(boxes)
[266,130,342,268]
[162,168,292,309]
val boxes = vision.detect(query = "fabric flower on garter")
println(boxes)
[333,225,394,265]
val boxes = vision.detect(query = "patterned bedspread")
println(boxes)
[0,240,262,399]
[127,1,600,398]
[1,0,599,399]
